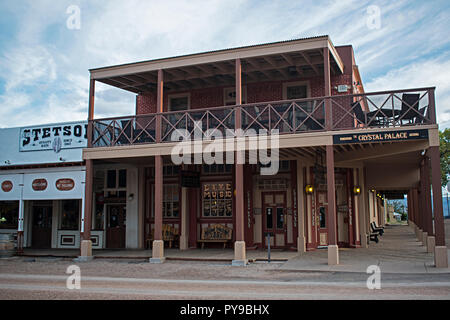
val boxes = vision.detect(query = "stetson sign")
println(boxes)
[19,122,88,153]
[333,129,428,145]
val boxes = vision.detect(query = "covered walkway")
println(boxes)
[282,223,450,273]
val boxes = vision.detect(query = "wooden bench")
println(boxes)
[197,224,232,249]
[146,224,179,249]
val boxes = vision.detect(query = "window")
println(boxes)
[163,165,180,176]
[259,160,290,173]
[60,200,80,230]
[163,185,179,218]
[105,169,127,198]
[0,201,18,229]
[202,182,233,217]
[224,87,247,105]
[319,207,326,228]
[168,93,190,111]
[202,164,233,175]
[283,81,310,100]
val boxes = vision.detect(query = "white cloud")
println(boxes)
[365,56,450,128]
[0,0,449,129]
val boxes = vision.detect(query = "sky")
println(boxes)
[0,0,449,128]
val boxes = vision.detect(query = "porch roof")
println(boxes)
[89,35,345,94]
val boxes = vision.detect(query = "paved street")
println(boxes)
[0,256,449,299]
[0,222,449,300]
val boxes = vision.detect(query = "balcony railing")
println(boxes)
[91,87,436,148]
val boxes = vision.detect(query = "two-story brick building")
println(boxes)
[79,35,447,267]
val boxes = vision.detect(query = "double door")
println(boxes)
[262,192,287,248]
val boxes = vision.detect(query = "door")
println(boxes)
[317,191,328,247]
[32,203,53,249]
[262,192,287,248]
[106,204,126,249]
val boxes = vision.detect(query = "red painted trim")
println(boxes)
[290,160,298,247]
[244,164,254,246]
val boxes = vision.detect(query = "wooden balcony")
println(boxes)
[90,87,436,148]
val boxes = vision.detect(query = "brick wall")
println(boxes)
[137,74,353,114]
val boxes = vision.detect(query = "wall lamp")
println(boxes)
[353,186,361,195]
[128,193,134,201]
[305,185,314,194]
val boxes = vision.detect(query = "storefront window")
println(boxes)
[202,183,233,217]
[0,201,19,229]
[163,185,179,218]
[60,200,80,230]
[202,164,232,175]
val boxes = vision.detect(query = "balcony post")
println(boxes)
[79,159,93,260]
[87,79,95,148]
[323,47,332,130]
[233,58,247,266]
[423,156,435,253]
[428,88,436,123]
[419,162,428,246]
[429,146,448,267]
[413,188,422,241]
[151,69,165,263]
[78,78,95,261]
[326,145,339,265]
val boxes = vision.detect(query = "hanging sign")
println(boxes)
[333,129,428,144]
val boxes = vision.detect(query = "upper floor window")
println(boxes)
[202,164,233,175]
[283,81,310,100]
[106,169,127,189]
[168,93,190,111]
[224,87,247,106]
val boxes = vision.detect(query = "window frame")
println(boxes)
[223,86,247,106]
[168,93,191,111]
[282,81,311,100]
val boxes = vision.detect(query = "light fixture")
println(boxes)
[128,193,134,201]
[0,217,6,223]
[305,185,314,194]
[353,186,361,195]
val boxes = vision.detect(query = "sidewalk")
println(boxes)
[282,224,450,274]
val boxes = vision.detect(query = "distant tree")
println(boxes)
[390,200,405,214]
[440,129,450,187]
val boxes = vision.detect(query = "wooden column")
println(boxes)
[423,156,434,236]
[87,79,95,148]
[235,58,245,243]
[150,70,165,263]
[83,159,93,241]
[413,188,421,230]
[430,146,445,246]
[326,145,337,245]
[323,47,332,130]
[232,58,247,265]
[82,78,95,245]
[326,145,338,265]
[154,69,164,242]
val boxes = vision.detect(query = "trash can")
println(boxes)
[0,233,15,257]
